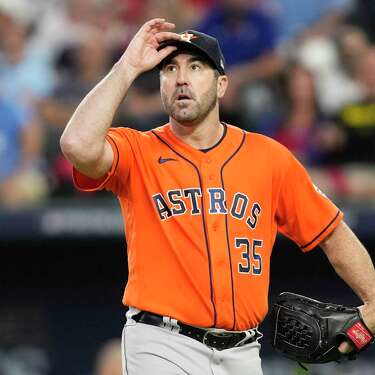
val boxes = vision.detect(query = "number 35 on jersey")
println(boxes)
[152,187,263,276]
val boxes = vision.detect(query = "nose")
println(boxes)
[176,66,189,86]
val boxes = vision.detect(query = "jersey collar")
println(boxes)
[153,122,246,166]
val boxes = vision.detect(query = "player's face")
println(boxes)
[160,53,219,125]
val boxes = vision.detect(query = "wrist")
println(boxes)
[359,304,375,333]
[112,59,141,85]
[116,56,142,81]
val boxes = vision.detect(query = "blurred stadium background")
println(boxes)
[0,0,374,374]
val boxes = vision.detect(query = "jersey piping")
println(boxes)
[152,130,217,326]
[220,130,247,330]
[200,122,227,153]
[107,134,121,174]
[300,209,341,250]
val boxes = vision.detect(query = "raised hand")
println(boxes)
[120,18,180,76]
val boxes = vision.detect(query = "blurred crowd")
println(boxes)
[1,0,375,208]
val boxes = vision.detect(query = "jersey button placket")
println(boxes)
[199,157,218,325]
[201,157,233,328]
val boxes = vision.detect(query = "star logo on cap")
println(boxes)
[180,32,198,43]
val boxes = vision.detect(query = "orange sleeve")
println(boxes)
[276,153,343,252]
[73,127,134,196]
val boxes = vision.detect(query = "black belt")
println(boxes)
[133,311,259,351]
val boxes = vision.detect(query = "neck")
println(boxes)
[170,109,223,150]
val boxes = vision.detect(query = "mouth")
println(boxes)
[175,93,193,102]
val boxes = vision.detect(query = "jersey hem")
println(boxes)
[300,210,344,252]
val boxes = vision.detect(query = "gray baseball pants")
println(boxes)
[121,317,263,375]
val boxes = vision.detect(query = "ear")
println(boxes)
[217,75,228,99]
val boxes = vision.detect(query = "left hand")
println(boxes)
[339,303,375,354]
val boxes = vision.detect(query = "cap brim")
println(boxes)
[157,40,222,74]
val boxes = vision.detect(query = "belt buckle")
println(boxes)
[202,329,257,350]
[202,330,229,350]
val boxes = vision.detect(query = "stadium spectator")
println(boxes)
[196,0,281,118]
[346,0,375,43]
[30,0,129,66]
[0,8,55,108]
[335,25,371,76]
[309,48,375,201]
[294,35,363,114]
[334,48,375,164]
[269,64,342,166]
[0,0,36,28]
[43,30,111,127]
[0,97,47,207]
[41,30,113,196]
[248,0,359,123]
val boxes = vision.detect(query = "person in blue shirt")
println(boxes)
[197,0,281,113]
[0,98,46,206]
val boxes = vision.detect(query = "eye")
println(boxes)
[191,63,202,71]
[164,65,176,73]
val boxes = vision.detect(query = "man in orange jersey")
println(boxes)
[60,19,375,374]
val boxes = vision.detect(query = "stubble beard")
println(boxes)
[162,84,218,126]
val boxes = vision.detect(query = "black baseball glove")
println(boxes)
[269,292,374,364]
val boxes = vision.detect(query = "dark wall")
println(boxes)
[1,238,127,375]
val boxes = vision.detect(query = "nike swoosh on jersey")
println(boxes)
[158,156,177,164]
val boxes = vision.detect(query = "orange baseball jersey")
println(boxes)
[73,123,343,331]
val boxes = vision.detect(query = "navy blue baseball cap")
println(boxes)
[158,30,226,75]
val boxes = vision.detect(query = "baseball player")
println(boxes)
[60,19,375,374]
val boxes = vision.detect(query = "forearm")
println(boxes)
[60,60,138,165]
[320,221,375,305]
